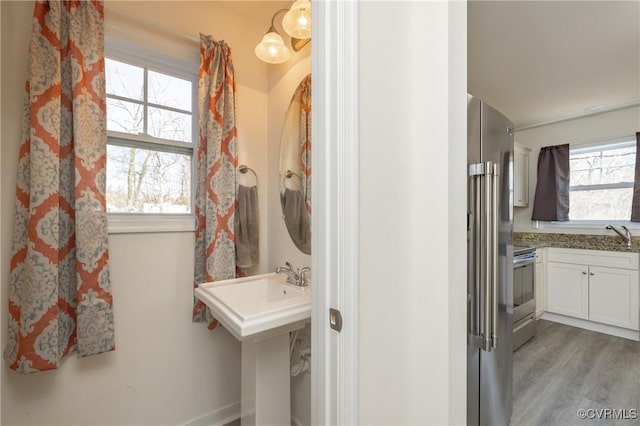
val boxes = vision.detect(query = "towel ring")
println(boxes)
[238,164,258,187]
[283,169,305,192]
[284,169,303,182]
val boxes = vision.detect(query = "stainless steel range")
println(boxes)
[513,246,536,351]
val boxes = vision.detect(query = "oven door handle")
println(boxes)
[514,256,536,267]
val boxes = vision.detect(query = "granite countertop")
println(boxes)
[514,232,640,253]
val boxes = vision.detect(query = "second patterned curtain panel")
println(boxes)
[193,35,238,329]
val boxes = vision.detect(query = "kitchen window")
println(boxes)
[105,38,198,232]
[568,138,636,221]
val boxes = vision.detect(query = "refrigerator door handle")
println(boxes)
[468,163,484,349]
[483,161,493,351]
[468,161,497,352]
[467,167,480,340]
[491,163,500,349]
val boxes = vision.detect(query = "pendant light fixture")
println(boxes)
[255,1,312,64]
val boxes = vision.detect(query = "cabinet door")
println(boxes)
[535,260,545,316]
[514,144,529,207]
[546,262,589,319]
[589,266,639,331]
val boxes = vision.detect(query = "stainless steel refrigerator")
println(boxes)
[467,95,514,426]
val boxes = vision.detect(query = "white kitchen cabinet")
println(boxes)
[546,261,589,320]
[514,143,530,207]
[589,266,639,330]
[534,248,545,317]
[545,248,640,334]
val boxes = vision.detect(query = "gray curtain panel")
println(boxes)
[531,144,570,221]
[631,132,640,221]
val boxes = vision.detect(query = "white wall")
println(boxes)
[357,2,467,424]
[514,105,640,234]
[0,1,280,425]
[2,234,242,426]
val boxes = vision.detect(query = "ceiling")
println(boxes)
[468,1,640,129]
[218,1,293,27]
[216,1,639,130]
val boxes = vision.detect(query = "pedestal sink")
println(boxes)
[195,272,311,425]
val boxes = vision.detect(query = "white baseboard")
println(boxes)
[541,312,640,341]
[182,401,241,426]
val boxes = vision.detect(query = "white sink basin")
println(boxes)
[195,272,311,340]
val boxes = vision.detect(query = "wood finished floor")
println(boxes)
[512,320,640,426]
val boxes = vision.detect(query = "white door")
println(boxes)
[546,262,589,319]
[311,1,359,424]
[589,266,640,330]
[312,2,468,424]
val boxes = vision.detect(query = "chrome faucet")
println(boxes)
[605,225,632,249]
[274,262,310,286]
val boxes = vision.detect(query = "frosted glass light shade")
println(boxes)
[255,31,291,64]
[282,0,311,40]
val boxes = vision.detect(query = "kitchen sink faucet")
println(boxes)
[605,224,632,249]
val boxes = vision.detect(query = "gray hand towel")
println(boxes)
[235,185,259,268]
[281,188,311,253]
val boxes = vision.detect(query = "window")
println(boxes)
[105,52,197,216]
[569,138,636,221]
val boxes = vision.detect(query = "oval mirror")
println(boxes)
[279,74,311,254]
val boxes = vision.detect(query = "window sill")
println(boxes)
[108,214,195,234]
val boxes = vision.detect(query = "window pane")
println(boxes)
[148,107,192,142]
[148,71,192,111]
[600,165,634,184]
[570,152,601,171]
[600,147,635,168]
[106,145,191,213]
[107,98,143,135]
[569,188,632,220]
[106,59,144,101]
[571,169,602,186]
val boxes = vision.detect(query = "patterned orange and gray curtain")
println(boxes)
[5,0,114,374]
[193,35,238,329]
[299,74,312,215]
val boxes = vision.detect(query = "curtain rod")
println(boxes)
[104,6,201,45]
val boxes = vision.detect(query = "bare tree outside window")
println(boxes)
[569,143,636,220]
[105,58,193,214]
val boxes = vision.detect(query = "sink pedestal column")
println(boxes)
[241,333,291,426]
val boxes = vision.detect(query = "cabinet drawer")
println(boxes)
[547,248,639,270]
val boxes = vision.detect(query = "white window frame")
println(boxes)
[105,36,198,234]
[545,135,639,229]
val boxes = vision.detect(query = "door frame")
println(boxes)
[310,0,360,424]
